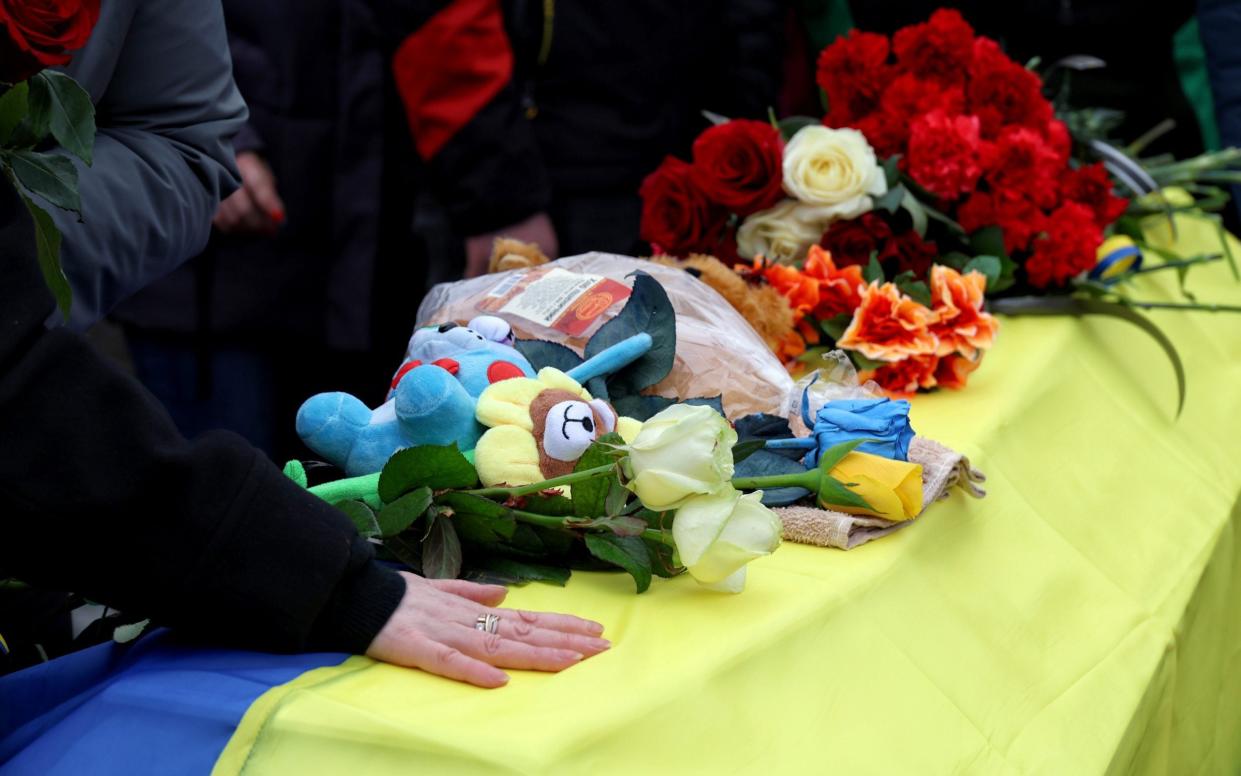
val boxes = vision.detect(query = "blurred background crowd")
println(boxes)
[80,0,1241,464]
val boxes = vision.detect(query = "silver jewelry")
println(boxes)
[475,613,500,634]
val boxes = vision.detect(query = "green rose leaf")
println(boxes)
[865,254,885,284]
[872,183,905,214]
[570,432,624,518]
[645,538,684,579]
[816,437,876,472]
[377,486,433,537]
[683,395,725,415]
[584,272,676,396]
[968,225,1008,262]
[437,492,516,541]
[378,444,477,503]
[610,393,675,422]
[334,499,382,538]
[776,115,819,142]
[818,475,876,513]
[730,439,766,465]
[584,533,653,593]
[19,194,71,318]
[8,150,80,213]
[33,71,95,165]
[472,557,571,587]
[893,272,932,307]
[962,255,1002,289]
[901,188,928,237]
[820,313,853,342]
[23,76,53,148]
[604,477,630,516]
[514,338,584,373]
[521,492,575,516]
[846,350,888,371]
[421,514,463,579]
[0,82,30,144]
[882,155,902,188]
[384,534,424,574]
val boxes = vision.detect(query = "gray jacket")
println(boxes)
[51,0,247,330]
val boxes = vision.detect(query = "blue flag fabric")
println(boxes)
[0,630,346,775]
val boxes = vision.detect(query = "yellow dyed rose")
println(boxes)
[781,125,886,219]
[736,198,828,264]
[625,403,737,511]
[829,451,923,522]
[672,487,782,593]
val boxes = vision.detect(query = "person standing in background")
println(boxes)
[384,0,787,278]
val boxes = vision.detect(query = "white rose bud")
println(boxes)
[736,198,828,265]
[781,125,886,219]
[625,403,738,511]
[673,487,783,592]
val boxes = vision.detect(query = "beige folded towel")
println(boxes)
[775,436,986,550]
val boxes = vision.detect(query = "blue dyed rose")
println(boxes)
[803,398,915,466]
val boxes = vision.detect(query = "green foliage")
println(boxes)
[815,438,878,512]
[33,72,95,165]
[514,338,583,373]
[584,272,677,397]
[7,150,80,212]
[892,270,932,307]
[0,82,29,143]
[421,514,463,579]
[730,439,766,465]
[864,254,885,284]
[469,557,571,587]
[584,533,653,593]
[334,500,381,538]
[21,194,71,317]
[377,487,432,537]
[377,444,477,503]
[777,115,819,141]
[438,492,516,542]
[571,433,624,518]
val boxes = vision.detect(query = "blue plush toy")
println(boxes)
[296,315,651,476]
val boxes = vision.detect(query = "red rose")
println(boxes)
[906,110,985,201]
[957,191,1048,254]
[816,29,895,125]
[639,156,726,257]
[0,0,99,83]
[819,212,893,267]
[983,126,1063,208]
[690,120,785,217]
[892,8,975,86]
[966,37,1052,139]
[1025,201,1102,288]
[879,228,939,279]
[1060,162,1129,227]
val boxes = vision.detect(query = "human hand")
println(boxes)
[366,571,609,688]
[213,151,286,236]
[464,211,559,278]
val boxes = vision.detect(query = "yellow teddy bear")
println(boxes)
[474,367,643,488]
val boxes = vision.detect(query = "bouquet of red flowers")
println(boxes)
[640,8,1240,399]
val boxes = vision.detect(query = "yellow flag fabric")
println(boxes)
[217,219,1241,776]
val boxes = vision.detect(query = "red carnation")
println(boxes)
[847,111,909,159]
[967,37,1053,139]
[1060,162,1129,227]
[639,157,726,257]
[983,126,1063,208]
[817,29,895,125]
[905,110,985,201]
[819,212,893,267]
[880,228,939,279]
[892,8,975,86]
[690,120,785,217]
[0,0,99,83]
[958,191,1048,254]
[1025,201,1103,288]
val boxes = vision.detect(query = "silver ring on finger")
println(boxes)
[475,613,500,634]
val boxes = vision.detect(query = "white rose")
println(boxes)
[672,487,783,592]
[736,198,827,265]
[625,403,737,511]
[781,125,886,219]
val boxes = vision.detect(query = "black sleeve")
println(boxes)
[0,193,403,655]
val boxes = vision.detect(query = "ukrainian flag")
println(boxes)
[0,631,347,774]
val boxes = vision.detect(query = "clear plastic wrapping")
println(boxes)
[415,253,796,419]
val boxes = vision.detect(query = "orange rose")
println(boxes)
[837,281,938,361]
[934,353,981,390]
[803,245,865,319]
[859,354,939,396]
[928,266,998,358]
